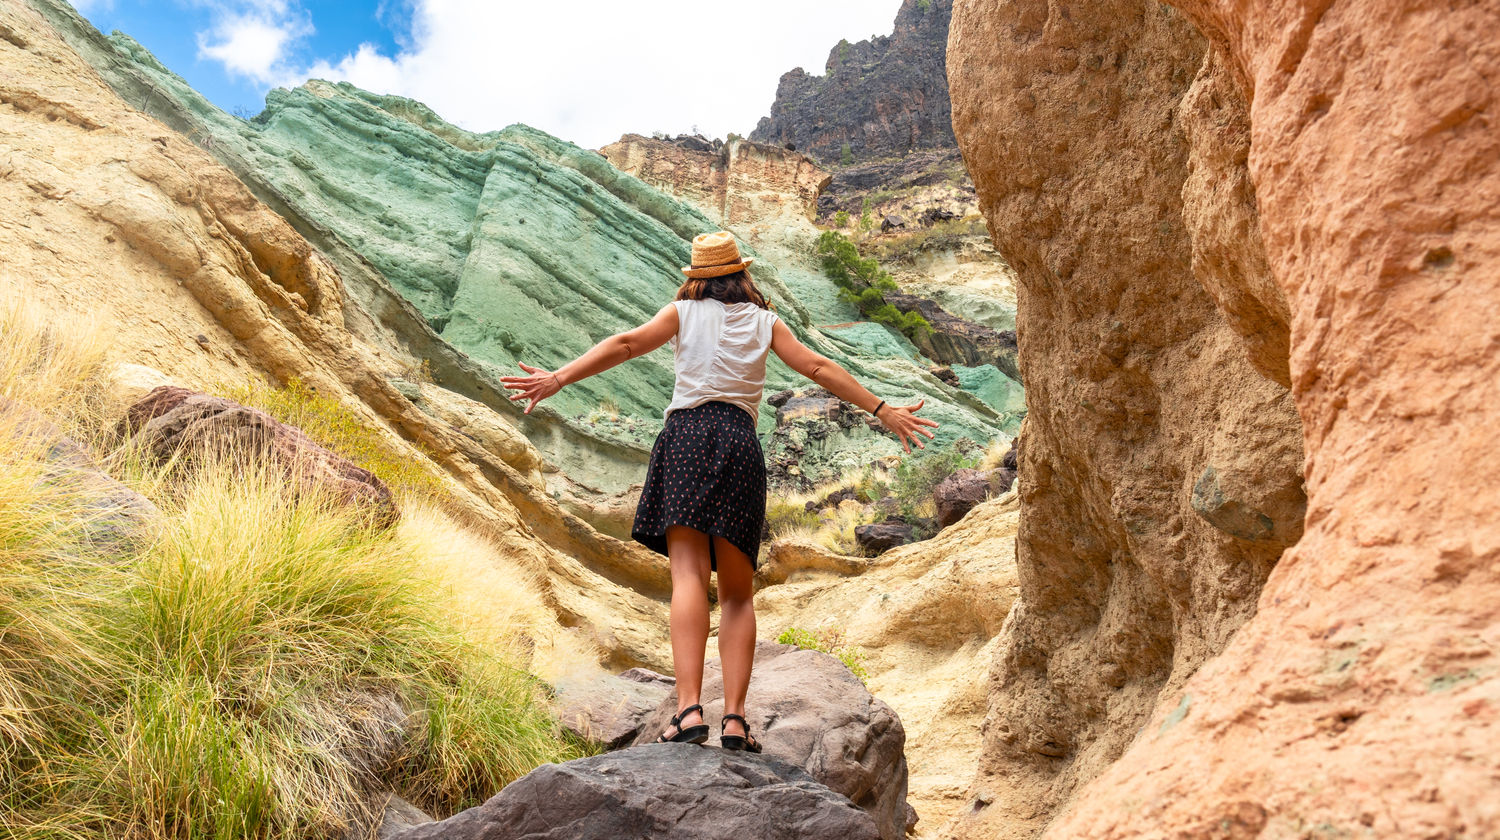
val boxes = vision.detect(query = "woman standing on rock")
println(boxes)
[502,231,936,752]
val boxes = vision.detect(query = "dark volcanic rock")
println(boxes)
[855,519,915,554]
[630,640,908,840]
[391,743,879,840]
[934,468,992,529]
[886,292,1020,381]
[751,0,955,166]
[118,386,398,527]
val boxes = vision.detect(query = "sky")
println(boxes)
[74,0,903,149]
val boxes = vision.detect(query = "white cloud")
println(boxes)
[284,0,902,149]
[196,1,311,85]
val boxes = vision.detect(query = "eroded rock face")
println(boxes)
[599,134,830,229]
[1032,1,1500,837]
[391,744,880,840]
[629,641,909,840]
[948,0,1306,835]
[2,0,677,672]
[751,0,956,167]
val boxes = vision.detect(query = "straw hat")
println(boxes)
[681,231,755,278]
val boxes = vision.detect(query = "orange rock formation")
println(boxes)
[949,0,1499,836]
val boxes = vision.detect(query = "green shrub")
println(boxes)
[840,143,854,166]
[833,209,851,228]
[776,627,869,684]
[815,231,933,341]
[892,441,982,523]
[917,0,933,11]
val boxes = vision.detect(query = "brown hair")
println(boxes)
[674,269,773,309]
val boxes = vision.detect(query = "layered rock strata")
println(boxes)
[0,0,671,671]
[752,0,956,166]
[948,0,1307,835]
[43,19,1008,472]
[952,0,1500,836]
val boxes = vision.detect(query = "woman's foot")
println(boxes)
[657,704,709,744]
[719,713,762,753]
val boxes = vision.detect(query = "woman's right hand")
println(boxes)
[876,399,939,453]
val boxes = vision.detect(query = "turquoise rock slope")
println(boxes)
[38,0,1011,484]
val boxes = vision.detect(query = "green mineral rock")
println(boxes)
[34,0,1015,491]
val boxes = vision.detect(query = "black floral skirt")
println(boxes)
[631,400,766,570]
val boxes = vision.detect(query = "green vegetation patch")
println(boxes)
[816,231,932,342]
[776,627,870,684]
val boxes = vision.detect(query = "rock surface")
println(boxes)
[60,21,1007,475]
[854,519,914,555]
[630,641,909,840]
[755,495,1021,834]
[391,743,880,840]
[948,0,1307,835]
[751,0,955,167]
[951,0,1500,837]
[1037,0,1500,837]
[553,669,673,750]
[931,468,990,529]
[600,134,830,230]
[120,386,400,527]
[1,0,675,673]
[0,397,160,552]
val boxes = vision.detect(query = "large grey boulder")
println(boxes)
[554,668,675,750]
[630,641,908,840]
[391,743,879,840]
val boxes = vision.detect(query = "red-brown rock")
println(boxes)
[119,386,398,527]
[932,468,990,529]
[950,0,1500,837]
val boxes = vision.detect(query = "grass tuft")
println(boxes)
[776,626,869,684]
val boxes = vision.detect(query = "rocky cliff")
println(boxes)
[950,0,1499,837]
[1,0,679,672]
[49,29,1014,494]
[751,0,955,167]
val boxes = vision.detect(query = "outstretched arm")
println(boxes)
[769,319,938,453]
[501,303,679,414]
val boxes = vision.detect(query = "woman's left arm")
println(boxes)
[500,303,680,414]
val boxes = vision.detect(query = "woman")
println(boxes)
[502,231,937,752]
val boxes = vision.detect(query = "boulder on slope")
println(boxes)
[630,640,908,840]
[118,386,398,527]
[390,743,879,840]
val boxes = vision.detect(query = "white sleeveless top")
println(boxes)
[665,299,780,420]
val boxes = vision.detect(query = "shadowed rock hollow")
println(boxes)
[949,0,1499,836]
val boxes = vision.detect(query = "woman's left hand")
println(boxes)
[500,362,563,414]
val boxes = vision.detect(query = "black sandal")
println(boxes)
[719,713,762,753]
[656,704,709,745]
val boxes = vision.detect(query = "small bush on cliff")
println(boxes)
[777,626,869,683]
[816,231,932,340]
[833,209,851,228]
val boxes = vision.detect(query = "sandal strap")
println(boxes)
[670,704,704,726]
[720,713,750,732]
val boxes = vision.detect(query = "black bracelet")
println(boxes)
[873,400,886,416]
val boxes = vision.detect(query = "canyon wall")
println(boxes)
[0,0,674,671]
[951,0,1499,836]
[946,0,1306,835]
[752,0,955,166]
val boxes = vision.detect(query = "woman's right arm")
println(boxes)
[769,319,938,453]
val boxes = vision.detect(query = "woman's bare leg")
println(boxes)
[713,536,756,739]
[663,525,712,737]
